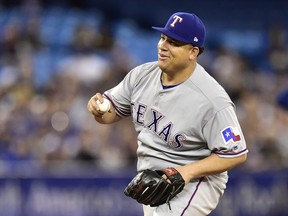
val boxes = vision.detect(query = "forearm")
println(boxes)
[176,153,247,184]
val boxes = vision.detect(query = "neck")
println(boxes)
[161,63,197,86]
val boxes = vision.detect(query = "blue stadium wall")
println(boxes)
[0,170,287,216]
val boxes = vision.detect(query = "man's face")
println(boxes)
[157,34,196,73]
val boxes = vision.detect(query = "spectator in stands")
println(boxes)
[277,87,288,110]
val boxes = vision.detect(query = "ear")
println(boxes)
[189,46,199,60]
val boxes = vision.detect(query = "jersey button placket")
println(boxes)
[156,92,164,106]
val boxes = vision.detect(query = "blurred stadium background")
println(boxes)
[0,0,288,215]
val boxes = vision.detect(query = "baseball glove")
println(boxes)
[124,167,185,207]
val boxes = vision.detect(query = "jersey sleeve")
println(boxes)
[103,66,140,118]
[203,106,248,158]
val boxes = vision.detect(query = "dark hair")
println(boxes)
[198,46,204,56]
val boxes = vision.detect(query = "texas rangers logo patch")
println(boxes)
[221,126,241,143]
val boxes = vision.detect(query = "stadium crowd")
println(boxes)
[0,4,288,176]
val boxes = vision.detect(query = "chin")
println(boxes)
[157,60,165,70]
[158,61,167,71]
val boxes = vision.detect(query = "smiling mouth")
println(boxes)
[158,53,169,60]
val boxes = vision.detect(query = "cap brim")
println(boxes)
[152,26,190,44]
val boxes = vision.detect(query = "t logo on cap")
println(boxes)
[170,15,183,27]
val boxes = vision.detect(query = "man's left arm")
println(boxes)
[175,153,247,184]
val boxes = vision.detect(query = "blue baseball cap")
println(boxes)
[152,12,206,47]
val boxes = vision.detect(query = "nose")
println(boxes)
[158,39,167,50]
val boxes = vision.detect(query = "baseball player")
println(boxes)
[87,12,248,216]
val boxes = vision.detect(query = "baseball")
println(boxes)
[96,98,110,113]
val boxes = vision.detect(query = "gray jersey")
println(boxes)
[104,61,248,215]
[105,61,247,171]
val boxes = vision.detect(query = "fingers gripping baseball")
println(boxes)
[87,93,111,117]
[124,168,185,207]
